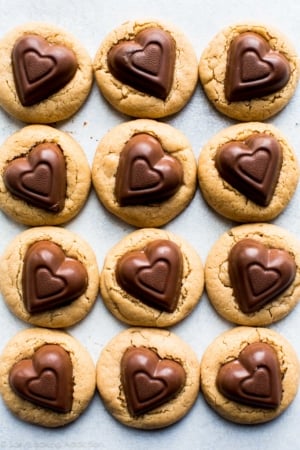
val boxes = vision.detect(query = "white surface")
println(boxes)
[0,0,300,449]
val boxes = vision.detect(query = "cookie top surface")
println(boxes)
[205,223,300,326]
[93,19,198,118]
[200,326,299,424]
[100,228,204,327]
[0,226,99,328]
[96,327,200,429]
[199,23,299,121]
[92,119,197,227]
[198,122,299,222]
[0,125,91,226]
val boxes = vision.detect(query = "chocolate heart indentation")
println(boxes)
[12,35,78,106]
[121,347,186,415]
[217,342,282,408]
[215,133,283,206]
[22,240,88,313]
[228,238,296,313]
[116,239,183,312]
[9,344,73,413]
[225,32,291,101]
[4,143,66,212]
[107,28,176,99]
[115,133,183,206]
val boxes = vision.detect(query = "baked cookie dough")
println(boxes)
[0,328,95,427]
[96,327,200,429]
[200,326,299,424]
[199,23,299,121]
[205,223,300,326]
[93,19,198,118]
[198,122,299,222]
[92,119,197,227]
[0,226,99,328]
[100,228,204,327]
[0,22,93,123]
[0,125,91,226]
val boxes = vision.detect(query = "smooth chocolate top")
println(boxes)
[121,346,186,415]
[22,240,88,313]
[9,344,73,413]
[116,239,183,312]
[215,133,283,206]
[225,32,291,101]
[228,238,296,313]
[12,35,78,106]
[115,133,183,206]
[108,28,176,99]
[217,342,282,409]
[4,142,66,212]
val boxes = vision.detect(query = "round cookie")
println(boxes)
[199,23,299,121]
[205,223,300,326]
[198,122,299,222]
[96,327,200,429]
[0,328,95,427]
[93,19,198,118]
[200,326,299,424]
[100,228,204,327]
[0,226,99,328]
[0,22,93,123]
[92,119,197,227]
[0,125,91,226]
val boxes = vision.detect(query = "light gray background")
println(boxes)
[0,0,300,449]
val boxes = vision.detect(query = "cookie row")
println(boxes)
[0,119,298,226]
[0,326,298,428]
[1,223,299,329]
[0,20,297,123]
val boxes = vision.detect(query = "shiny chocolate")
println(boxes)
[115,133,183,206]
[116,239,183,312]
[228,238,296,313]
[4,143,66,212]
[215,133,283,206]
[225,32,290,101]
[12,35,77,106]
[22,240,88,313]
[9,344,73,413]
[217,342,282,408]
[121,346,186,415]
[108,28,176,99]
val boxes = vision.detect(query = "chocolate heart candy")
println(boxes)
[9,344,73,413]
[228,238,296,313]
[121,346,186,415]
[215,133,282,206]
[225,32,290,101]
[116,239,183,312]
[22,240,88,313]
[108,28,176,99]
[12,35,78,106]
[4,143,66,212]
[115,133,183,206]
[217,342,282,408]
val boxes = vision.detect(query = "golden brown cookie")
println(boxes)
[0,22,93,123]
[92,119,197,227]
[93,19,198,118]
[0,328,95,427]
[0,125,91,226]
[100,228,204,327]
[198,122,299,222]
[96,327,200,429]
[205,223,300,326]
[200,327,299,424]
[0,226,99,328]
[199,23,299,121]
